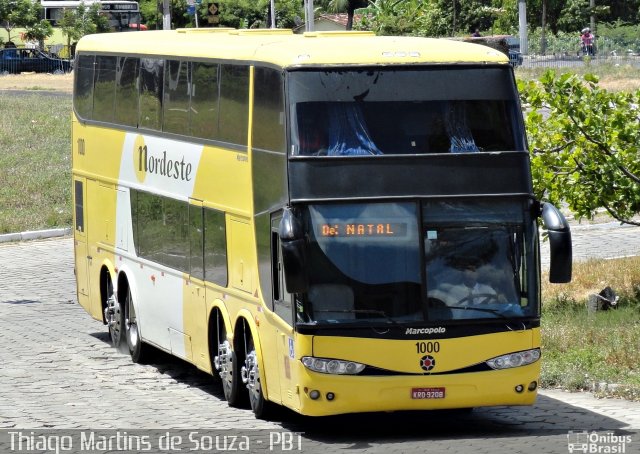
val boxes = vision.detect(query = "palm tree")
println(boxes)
[328,0,368,30]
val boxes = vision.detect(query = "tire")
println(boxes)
[214,320,247,407]
[104,279,123,347]
[243,335,274,419]
[124,287,151,363]
[52,69,64,75]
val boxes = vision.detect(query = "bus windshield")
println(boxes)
[299,200,537,324]
[288,66,525,156]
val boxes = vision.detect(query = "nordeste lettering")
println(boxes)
[138,145,192,181]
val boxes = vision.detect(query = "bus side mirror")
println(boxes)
[541,203,572,283]
[279,208,309,294]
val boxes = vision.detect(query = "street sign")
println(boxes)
[206,2,219,23]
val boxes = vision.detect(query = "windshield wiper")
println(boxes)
[313,309,403,327]
[447,306,510,319]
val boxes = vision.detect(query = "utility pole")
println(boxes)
[518,0,528,55]
[589,0,595,34]
[270,0,276,28]
[541,0,546,55]
[452,0,456,36]
[163,0,171,30]
[304,0,314,32]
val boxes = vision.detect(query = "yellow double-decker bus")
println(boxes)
[72,28,572,418]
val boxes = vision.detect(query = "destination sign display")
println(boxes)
[318,222,408,238]
[101,3,138,10]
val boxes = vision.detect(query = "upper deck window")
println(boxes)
[288,66,525,156]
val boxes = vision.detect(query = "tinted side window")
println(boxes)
[139,58,164,130]
[74,180,84,233]
[93,56,117,122]
[218,64,249,146]
[162,197,189,272]
[191,62,219,140]
[271,216,292,325]
[133,190,163,261]
[115,56,139,127]
[253,67,285,152]
[163,60,190,135]
[189,204,204,280]
[204,208,227,286]
[74,54,95,119]
[130,189,189,273]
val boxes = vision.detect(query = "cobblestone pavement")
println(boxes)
[0,236,639,454]
[540,218,640,269]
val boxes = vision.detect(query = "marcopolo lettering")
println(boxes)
[405,327,446,335]
[138,145,192,181]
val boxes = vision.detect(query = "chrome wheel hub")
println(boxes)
[214,340,233,382]
[104,295,121,345]
[241,350,260,398]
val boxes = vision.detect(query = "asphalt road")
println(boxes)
[0,236,639,454]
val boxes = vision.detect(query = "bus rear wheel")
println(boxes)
[124,288,150,363]
[214,322,245,407]
[242,335,272,419]
[104,280,123,347]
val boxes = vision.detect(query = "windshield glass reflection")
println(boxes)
[298,200,537,325]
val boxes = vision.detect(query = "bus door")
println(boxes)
[269,215,300,409]
[73,177,91,314]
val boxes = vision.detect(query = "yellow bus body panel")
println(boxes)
[76,30,509,68]
[294,363,540,416]
[289,328,541,416]
[312,330,534,373]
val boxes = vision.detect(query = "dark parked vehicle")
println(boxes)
[0,47,72,75]
[464,35,523,67]
[505,36,523,67]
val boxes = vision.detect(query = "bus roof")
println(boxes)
[76,29,510,68]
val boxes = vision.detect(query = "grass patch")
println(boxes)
[0,92,71,233]
[517,62,640,91]
[541,257,640,400]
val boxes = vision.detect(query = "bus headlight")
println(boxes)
[486,348,541,370]
[301,356,366,375]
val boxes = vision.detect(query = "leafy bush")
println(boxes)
[519,71,640,225]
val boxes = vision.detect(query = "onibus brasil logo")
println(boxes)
[567,431,632,453]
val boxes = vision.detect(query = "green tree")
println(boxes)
[491,0,518,34]
[358,0,428,36]
[519,71,640,226]
[57,3,109,52]
[138,0,160,29]
[266,0,303,28]
[0,0,37,43]
[58,8,86,49]
[328,0,368,30]
[214,0,263,28]
[86,3,111,32]
[23,19,54,50]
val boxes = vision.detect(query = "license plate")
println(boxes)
[411,387,445,399]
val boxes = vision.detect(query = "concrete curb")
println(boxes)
[0,227,72,243]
